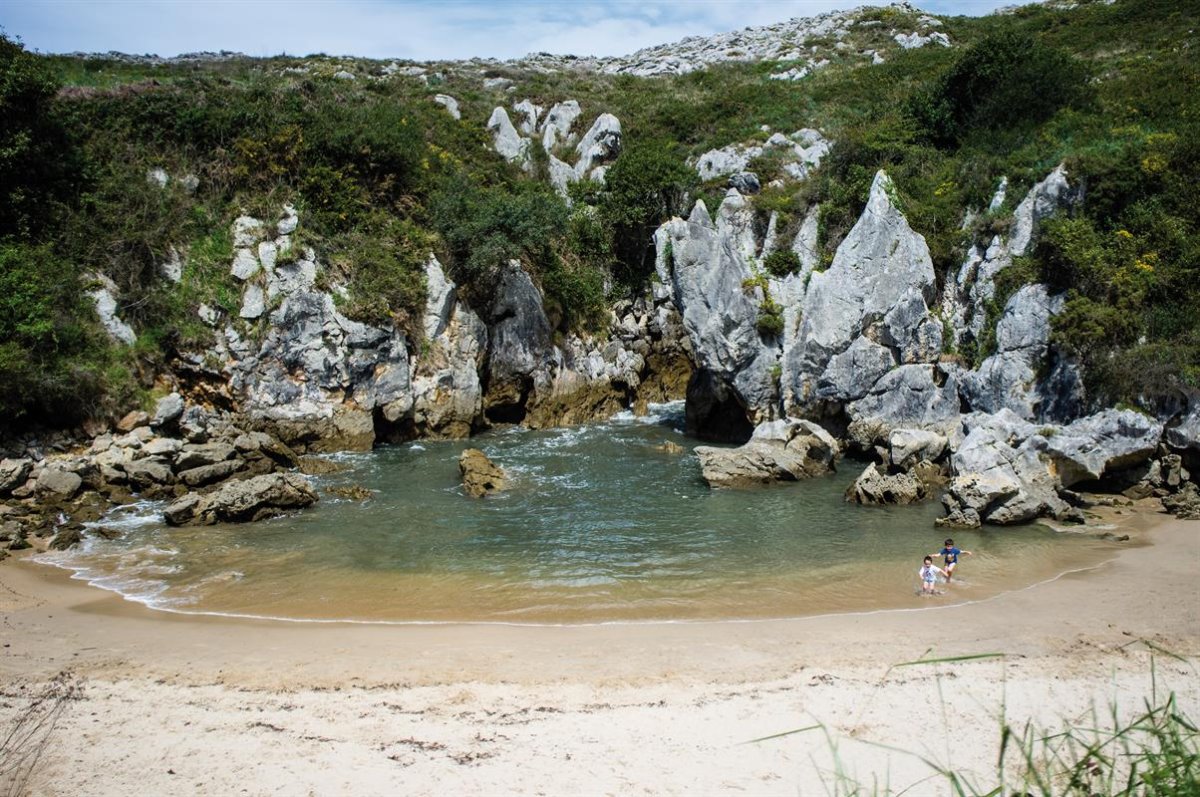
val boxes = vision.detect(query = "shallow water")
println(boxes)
[40,402,1117,624]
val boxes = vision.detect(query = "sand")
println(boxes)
[1,502,1197,795]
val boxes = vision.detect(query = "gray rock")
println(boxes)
[240,283,265,319]
[540,100,581,150]
[1165,392,1200,456]
[124,457,174,487]
[960,284,1067,420]
[146,167,169,188]
[513,98,542,135]
[484,261,553,421]
[176,442,237,471]
[695,418,837,488]
[163,472,317,526]
[486,107,529,164]
[847,365,961,436]
[728,172,761,194]
[177,459,243,488]
[88,285,136,345]
[0,458,33,495]
[1041,409,1163,487]
[655,193,778,425]
[816,337,895,402]
[143,437,183,457]
[277,204,299,236]
[411,258,485,438]
[940,410,1070,526]
[846,462,928,505]
[783,171,937,411]
[151,392,185,428]
[35,467,83,499]
[1009,165,1073,257]
[889,429,947,469]
[574,113,622,179]
[232,216,264,248]
[230,248,260,280]
[433,94,461,120]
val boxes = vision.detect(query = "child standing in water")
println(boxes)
[918,556,947,595]
[933,538,973,583]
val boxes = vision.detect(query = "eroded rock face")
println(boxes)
[939,410,1070,527]
[960,284,1076,420]
[655,193,779,427]
[1041,409,1163,487]
[694,418,837,487]
[459,448,507,497]
[845,462,929,505]
[410,257,486,439]
[162,472,317,526]
[783,171,937,415]
[484,260,555,424]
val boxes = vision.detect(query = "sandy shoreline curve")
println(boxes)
[1,502,1197,795]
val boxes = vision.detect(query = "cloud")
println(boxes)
[2,0,1019,61]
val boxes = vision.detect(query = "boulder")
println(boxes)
[1162,483,1200,520]
[846,462,928,505]
[459,449,507,497]
[574,113,622,178]
[889,429,948,469]
[163,473,317,526]
[176,442,237,471]
[727,172,761,194]
[35,468,82,500]
[177,460,243,488]
[124,458,174,487]
[1041,409,1163,487]
[433,94,461,120]
[486,107,528,164]
[540,100,582,150]
[48,527,84,551]
[694,418,837,488]
[151,392,185,429]
[0,458,33,495]
[116,410,150,433]
[938,410,1073,527]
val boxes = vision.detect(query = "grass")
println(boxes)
[746,645,1199,796]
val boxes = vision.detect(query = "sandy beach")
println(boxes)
[1,502,1197,795]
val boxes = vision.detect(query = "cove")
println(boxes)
[40,403,1117,624]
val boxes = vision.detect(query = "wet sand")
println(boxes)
[1,501,1197,795]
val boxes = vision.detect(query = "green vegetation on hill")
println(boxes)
[0,0,1196,429]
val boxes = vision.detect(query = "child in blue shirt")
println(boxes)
[932,538,973,583]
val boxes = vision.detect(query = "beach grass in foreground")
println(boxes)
[748,646,1199,796]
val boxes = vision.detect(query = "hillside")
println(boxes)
[0,0,1196,443]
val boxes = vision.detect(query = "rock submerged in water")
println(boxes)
[845,462,930,505]
[163,473,317,526]
[695,419,837,488]
[459,449,507,497]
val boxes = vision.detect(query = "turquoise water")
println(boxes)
[41,403,1115,623]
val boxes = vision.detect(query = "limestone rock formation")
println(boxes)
[459,448,507,497]
[163,472,317,525]
[410,257,487,438]
[783,171,937,414]
[694,418,837,488]
[846,462,929,505]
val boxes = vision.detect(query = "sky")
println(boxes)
[1,0,1020,61]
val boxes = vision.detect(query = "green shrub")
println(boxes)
[763,249,801,278]
[594,139,697,288]
[908,31,1090,148]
